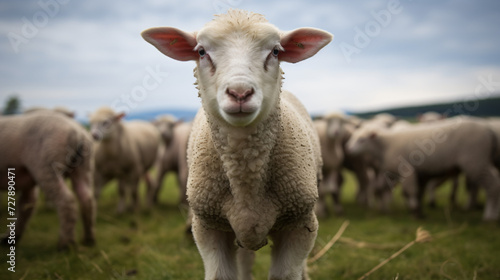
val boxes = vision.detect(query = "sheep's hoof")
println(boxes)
[81,237,96,247]
[57,239,77,251]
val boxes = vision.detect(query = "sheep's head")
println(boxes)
[152,115,178,146]
[142,10,332,127]
[345,125,379,156]
[89,107,125,141]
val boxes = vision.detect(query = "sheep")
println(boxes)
[314,114,345,217]
[151,115,192,206]
[346,116,500,220]
[417,111,445,123]
[314,112,365,216]
[369,112,397,128]
[89,107,161,213]
[142,9,332,279]
[0,112,95,249]
[24,106,76,118]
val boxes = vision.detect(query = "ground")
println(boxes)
[1,171,499,279]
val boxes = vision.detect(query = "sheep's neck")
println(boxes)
[207,108,280,196]
[206,107,281,250]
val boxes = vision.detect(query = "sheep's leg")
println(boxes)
[71,169,96,246]
[40,175,78,249]
[237,248,255,280]
[129,177,140,212]
[354,167,370,207]
[330,171,344,215]
[117,179,128,214]
[401,174,424,218]
[479,167,500,221]
[144,172,156,208]
[465,176,480,210]
[268,218,317,280]
[192,215,238,280]
[93,172,105,200]
[2,186,39,245]
[449,175,459,209]
[426,179,440,208]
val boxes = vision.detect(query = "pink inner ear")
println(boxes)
[279,28,333,63]
[142,27,198,61]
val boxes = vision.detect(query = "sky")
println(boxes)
[1,0,500,120]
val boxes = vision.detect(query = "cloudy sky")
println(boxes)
[1,0,499,120]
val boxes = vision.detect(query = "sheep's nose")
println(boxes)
[226,87,254,103]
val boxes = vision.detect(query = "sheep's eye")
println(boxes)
[198,48,206,58]
[272,47,279,57]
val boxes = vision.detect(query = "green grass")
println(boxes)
[1,171,500,279]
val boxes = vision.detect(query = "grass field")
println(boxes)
[1,171,500,280]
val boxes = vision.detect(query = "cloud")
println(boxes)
[1,0,499,119]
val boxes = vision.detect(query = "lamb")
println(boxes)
[346,116,500,220]
[0,112,95,249]
[142,9,332,279]
[89,107,161,213]
[151,115,192,206]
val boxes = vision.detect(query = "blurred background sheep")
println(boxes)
[89,107,161,214]
[0,110,95,249]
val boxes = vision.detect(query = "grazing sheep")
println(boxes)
[89,107,161,213]
[0,112,95,249]
[346,117,500,220]
[151,115,192,206]
[142,9,332,279]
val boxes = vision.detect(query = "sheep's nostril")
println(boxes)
[226,87,254,103]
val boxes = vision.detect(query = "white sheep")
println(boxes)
[89,107,161,213]
[151,115,191,206]
[346,116,500,220]
[0,112,95,249]
[314,112,359,216]
[24,106,76,118]
[142,9,332,280]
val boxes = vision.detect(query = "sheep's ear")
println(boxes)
[142,27,198,61]
[114,112,126,121]
[279,28,333,63]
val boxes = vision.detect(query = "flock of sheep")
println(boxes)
[1,9,499,280]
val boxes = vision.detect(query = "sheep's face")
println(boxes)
[194,23,283,127]
[142,10,333,127]
[326,115,349,140]
[152,117,177,146]
[345,129,378,156]
[89,109,125,141]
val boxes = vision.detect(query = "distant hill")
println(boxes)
[124,107,199,121]
[351,94,500,119]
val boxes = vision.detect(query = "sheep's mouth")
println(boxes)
[227,111,253,118]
